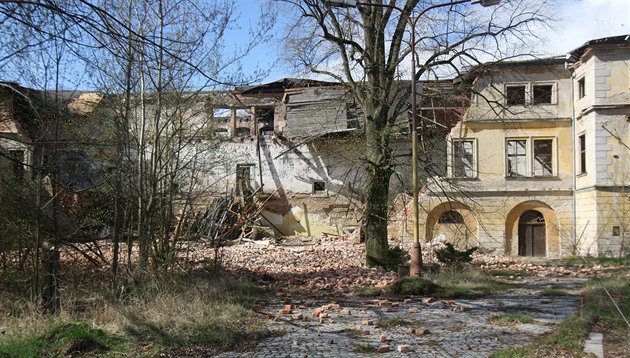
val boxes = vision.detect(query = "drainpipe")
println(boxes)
[568,63,578,255]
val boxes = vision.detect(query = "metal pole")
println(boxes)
[409,15,423,277]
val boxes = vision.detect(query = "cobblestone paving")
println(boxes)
[216,278,586,357]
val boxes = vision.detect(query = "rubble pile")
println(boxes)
[218,235,399,295]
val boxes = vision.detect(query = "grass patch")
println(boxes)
[539,287,569,297]
[0,271,269,356]
[351,286,383,297]
[387,277,439,296]
[376,317,413,328]
[387,267,512,298]
[492,266,630,357]
[0,322,123,358]
[488,313,534,326]
[354,343,375,353]
[429,267,512,298]
[561,256,630,267]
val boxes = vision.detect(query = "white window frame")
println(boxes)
[505,137,557,177]
[451,138,477,178]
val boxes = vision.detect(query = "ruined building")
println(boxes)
[2,35,628,258]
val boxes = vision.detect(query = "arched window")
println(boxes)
[519,210,545,224]
[236,127,251,137]
[438,210,464,224]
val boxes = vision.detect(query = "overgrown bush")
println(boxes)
[387,277,439,295]
[435,243,477,269]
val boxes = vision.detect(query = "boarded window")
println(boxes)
[507,140,527,176]
[453,140,474,178]
[438,210,464,224]
[532,85,553,104]
[506,85,526,105]
[533,139,553,176]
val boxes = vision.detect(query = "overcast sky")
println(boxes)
[235,0,629,83]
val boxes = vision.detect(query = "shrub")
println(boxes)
[435,243,477,269]
[388,277,439,295]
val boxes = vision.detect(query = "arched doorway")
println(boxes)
[518,210,546,257]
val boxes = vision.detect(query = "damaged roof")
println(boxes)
[567,34,630,62]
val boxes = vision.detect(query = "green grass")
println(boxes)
[488,313,534,326]
[386,267,514,298]
[351,286,383,297]
[0,270,269,357]
[561,256,630,267]
[492,266,630,357]
[376,317,417,328]
[0,322,124,358]
[354,343,375,353]
[539,287,569,297]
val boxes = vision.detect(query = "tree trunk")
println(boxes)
[364,120,393,267]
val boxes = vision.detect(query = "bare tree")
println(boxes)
[278,0,550,268]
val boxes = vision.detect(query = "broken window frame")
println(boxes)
[533,139,553,176]
[506,137,556,178]
[506,139,527,177]
[452,139,475,178]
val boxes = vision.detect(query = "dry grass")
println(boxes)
[0,268,268,356]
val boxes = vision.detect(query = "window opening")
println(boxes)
[533,139,553,176]
[579,134,586,174]
[312,181,326,194]
[453,140,474,178]
[236,164,254,198]
[507,140,527,176]
[578,77,586,99]
[9,150,25,182]
[236,127,251,137]
[612,226,621,236]
[532,84,553,104]
[506,85,526,105]
[212,108,231,121]
[438,210,464,224]
[519,210,545,224]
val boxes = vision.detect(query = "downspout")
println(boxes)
[568,62,578,255]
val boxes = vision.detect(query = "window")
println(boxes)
[506,138,556,177]
[579,134,586,174]
[438,210,464,224]
[506,85,526,105]
[612,226,621,236]
[9,150,25,182]
[578,77,586,99]
[235,127,251,137]
[312,181,326,194]
[532,85,553,104]
[507,140,527,176]
[533,139,553,176]
[453,140,474,178]
[213,108,231,121]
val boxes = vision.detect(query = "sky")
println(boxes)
[233,0,630,84]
